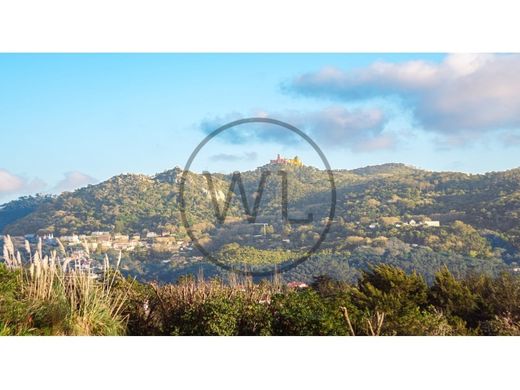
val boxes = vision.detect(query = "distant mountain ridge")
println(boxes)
[1,163,520,252]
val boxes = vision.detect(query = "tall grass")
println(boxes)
[126,269,285,335]
[1,235,129,336]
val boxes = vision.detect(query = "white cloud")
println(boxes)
[53,171,98,193]
[210,152,258,162]
[200,107,393,152]
[0,169,46,197]
[297,107,393,151]
[288,54,520,143]
[0,169,25,193]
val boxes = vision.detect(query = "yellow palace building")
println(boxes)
[270,154,304,167]
[286,156,303,167]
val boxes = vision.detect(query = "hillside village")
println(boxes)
[6,213,441,257]
[0,230,203,278]
[21,230,194,253]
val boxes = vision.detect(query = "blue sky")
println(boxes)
[1,53,520,203]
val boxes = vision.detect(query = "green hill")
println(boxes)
[2,163,520,257]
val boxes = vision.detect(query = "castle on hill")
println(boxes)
[270,154,303,167]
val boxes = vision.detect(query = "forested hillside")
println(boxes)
[2,163,520,283]
[2,163,520,246]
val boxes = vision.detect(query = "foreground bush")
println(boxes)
[3,236,520,336]
[124,276,280,336]
[0,236,128,335]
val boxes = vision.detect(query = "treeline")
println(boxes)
[0,195,54,232]
[117,240,505,286]
[3,164,520,246]
[124,265,520,336]
[2,261,520,336]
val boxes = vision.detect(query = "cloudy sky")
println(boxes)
[1,53,519,203]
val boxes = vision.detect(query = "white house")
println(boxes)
[61,235,80,244]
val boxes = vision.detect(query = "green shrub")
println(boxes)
[271,289,347,336]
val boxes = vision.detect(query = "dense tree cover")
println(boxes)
[2,164,520,336]
[116,239,504,286]
[283,242,504,285]
[333,165,520,254]
[2,163,520,284]
[4,163,520,240]
[0,195,53,232]
[5,163,519,242]
[3,259,520,336]
[216,243,295,268]
[122,264,520,336]
[1,169,232,236]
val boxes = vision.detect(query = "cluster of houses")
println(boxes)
[23,231,193,253]
[367,219,441,230]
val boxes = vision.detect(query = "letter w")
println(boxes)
[203,171,270,224]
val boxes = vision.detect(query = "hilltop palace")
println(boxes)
[270,154,304,167]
